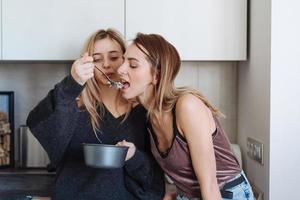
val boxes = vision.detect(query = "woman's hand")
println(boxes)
[116,140,136,161]
[71,52,94,85]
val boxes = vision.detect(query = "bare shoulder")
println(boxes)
[176,93,210,115]
[176,93,215,134]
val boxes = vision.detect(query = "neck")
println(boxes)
[100,84,129,117]
[138,84,155,110]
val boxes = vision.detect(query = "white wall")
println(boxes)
[269,1,300,199]
[238,0,300,199]
[237,0,271,199]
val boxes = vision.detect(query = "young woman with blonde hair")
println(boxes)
[26,29,164,200]
[117,33,255,200]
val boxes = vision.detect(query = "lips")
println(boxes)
[121,80,130,90]
[106,73,114,78]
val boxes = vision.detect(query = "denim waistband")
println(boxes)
[220,171,247,199]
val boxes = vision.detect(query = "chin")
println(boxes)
[122,90,141,100]
[121,92,131,100]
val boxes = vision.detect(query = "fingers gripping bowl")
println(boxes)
[83,143,129,169]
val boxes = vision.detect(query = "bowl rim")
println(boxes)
[82,143,128,149]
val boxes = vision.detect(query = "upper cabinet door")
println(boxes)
[126,0,247,61]
[2,0,124,60]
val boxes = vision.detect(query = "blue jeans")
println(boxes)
[176,171,255,200]
[222,171,256,200]
[176,194,200,200]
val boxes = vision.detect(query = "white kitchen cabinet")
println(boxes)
[2,0,124,60]
[126,0,247,61]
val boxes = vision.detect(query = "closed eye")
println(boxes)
[110,57,120,61]
[130,65,138,68]
[94,59,103,63]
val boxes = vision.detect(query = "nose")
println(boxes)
[102,59,111,69]
[117,61,128,76]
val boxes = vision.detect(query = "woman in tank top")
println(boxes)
[117,33,255,200]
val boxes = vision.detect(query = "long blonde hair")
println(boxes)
[78,28,129,132]
[133,33,224,121]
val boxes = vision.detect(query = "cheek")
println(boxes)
[131,72,153,90]
[128,64,153,87]
[111,58,124,69]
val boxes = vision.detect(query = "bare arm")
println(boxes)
[176,94,221,200]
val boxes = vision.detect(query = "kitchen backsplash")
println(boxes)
[0,61,237,142]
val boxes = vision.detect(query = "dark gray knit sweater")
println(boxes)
[26,75,165,200]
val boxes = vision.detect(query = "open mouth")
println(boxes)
[121,80,130,90]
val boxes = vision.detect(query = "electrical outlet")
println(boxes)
[247,137,264,165]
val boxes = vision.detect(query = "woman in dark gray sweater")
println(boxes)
[26,29,164,200]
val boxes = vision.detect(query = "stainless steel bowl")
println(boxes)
[83,143,128,169]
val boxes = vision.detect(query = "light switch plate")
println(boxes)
[247,137,264,165]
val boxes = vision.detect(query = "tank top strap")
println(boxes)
[172,104,178,137]
[172,102,188,142]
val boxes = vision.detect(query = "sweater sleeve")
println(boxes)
[124,149,165,200]
[26,75,84,167]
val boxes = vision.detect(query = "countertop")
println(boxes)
[0,168,55,175]
[0,168,55,199]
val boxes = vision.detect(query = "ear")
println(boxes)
[151,70,160,85]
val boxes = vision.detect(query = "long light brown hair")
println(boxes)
[133,33,223,121]
[78,28,129,132]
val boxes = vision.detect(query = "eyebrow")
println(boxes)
[127,57,140,62]
[92,51,121,56]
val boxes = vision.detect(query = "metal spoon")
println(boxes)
[94,65,124,89]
